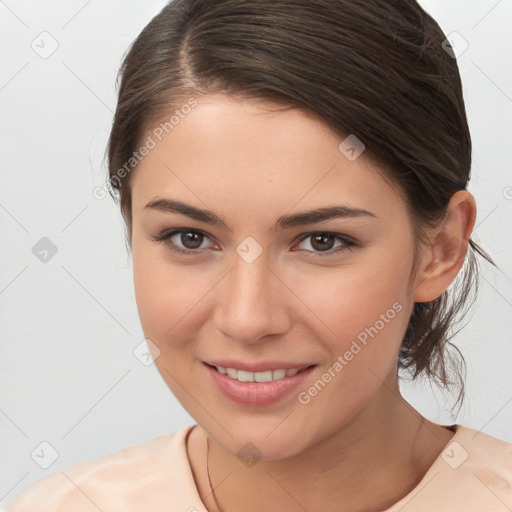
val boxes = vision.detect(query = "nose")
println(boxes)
[213,250,292,344]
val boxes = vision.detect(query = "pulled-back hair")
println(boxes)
[106,0,496,413]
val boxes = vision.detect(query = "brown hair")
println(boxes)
[106,0,496,414]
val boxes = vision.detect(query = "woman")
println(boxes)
[6,0,511,510]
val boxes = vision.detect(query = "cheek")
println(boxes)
[132,244,216,351]
[291,244,412,378]
[303,250,410,333]
[133,243,183,338]
[292,260,411,427]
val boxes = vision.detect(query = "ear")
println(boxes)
[413,190,477,303]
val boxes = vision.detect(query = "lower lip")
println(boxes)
[204,363,316,407]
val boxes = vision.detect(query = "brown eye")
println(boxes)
[294,232,356,256]
[179,230,205,249]
[310,233,336,251]
[152,228,215,255]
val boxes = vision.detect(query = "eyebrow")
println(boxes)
[144,198,377,231]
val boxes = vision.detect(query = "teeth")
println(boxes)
[214,365,306,382]
[226,368,238,379]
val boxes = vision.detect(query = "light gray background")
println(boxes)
[1,0,511,506]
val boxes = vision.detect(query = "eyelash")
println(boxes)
[151,228,358,257]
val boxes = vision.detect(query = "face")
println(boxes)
[130,93,418,460]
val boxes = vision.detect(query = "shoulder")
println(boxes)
[453,425,512,489]
[5,426,200,512]
[440,425,512,510]
[388,424,512,511]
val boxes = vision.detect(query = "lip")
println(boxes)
[204,362,317,407]
[204,360,314,373]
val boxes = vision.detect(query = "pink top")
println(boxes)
[5,423,512,511]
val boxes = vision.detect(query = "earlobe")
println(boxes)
[413,190,477,303]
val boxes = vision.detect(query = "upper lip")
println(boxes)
[204,360,316,373]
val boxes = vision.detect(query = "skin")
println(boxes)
[129,93,476,512]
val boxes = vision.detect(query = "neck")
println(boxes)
[189,378,454,512]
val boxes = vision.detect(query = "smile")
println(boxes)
[204,362,318,406]
[209,364,313,382]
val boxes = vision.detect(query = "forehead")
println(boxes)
[130,94,404,223]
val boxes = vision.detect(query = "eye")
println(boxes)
[293,232,357,256]
[152,228,357,257]
[151,228,216,255]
